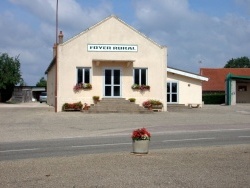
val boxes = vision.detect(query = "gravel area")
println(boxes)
[0,144,249,188]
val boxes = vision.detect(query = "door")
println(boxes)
[167,82,178,103]
[104,69,121,97]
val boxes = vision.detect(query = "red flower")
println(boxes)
[132,128,151,141]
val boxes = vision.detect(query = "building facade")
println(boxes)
[167,67,208,106]
[200,68,250,104]
[46,15,167,112]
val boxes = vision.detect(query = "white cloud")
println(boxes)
[2,0,249,85]
[9,0,54,23]
[134,0,250,73]
[2,0,113,85]
[234,0,250,14]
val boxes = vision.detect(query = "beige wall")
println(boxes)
[56,16,167,112]
[167,72,203,105]
[47,63,55,106]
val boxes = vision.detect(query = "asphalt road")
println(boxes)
[1,128,249,161]
[0,103,250,187]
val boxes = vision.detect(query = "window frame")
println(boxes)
[76,67,91,84]
[133,68,148,85]
[167,81,179,103]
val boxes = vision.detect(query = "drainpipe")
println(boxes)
[55,0,58,112]
[226,73,232,105]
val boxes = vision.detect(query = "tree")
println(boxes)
[36,77,47,87]
[224,56,250,68]
[0,53,22,102]
[19,78,26,86]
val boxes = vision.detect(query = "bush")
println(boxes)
[202,93,225,104]
[142,99,163,108]
[62,101,83,111]
[128,98,136,102]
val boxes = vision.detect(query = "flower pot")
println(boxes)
[63,108,81,111]
[152,105,163,109]
[132,140,149,154]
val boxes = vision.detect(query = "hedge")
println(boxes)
[202,93,225,104]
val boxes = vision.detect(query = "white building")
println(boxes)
[46,15,207,112]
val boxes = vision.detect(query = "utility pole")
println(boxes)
[55,0,58,112]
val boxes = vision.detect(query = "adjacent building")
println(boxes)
[200,68,250,105]
[167,67,208,106]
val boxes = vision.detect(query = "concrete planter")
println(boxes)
[132,140,149,154]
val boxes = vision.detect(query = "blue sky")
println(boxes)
[0,0,249,85]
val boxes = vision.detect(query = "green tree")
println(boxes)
[36,77,47,87]
[0,53,22,102]
[224,56,250,68]
[19,78,26,86]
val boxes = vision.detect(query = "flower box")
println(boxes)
[143,100,163,110]
[73,83,92,92]
[62,102,83,111]
[151,105,163,109]
[131,84,150,91]
[63,108,82,111]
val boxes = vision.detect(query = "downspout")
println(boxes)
[55,0,58,112]
[226,73,232,105]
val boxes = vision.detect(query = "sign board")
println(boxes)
[87,44,138,52]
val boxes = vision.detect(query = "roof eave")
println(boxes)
[167,67,209,81]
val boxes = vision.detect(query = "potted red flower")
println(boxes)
[131,128,151,154]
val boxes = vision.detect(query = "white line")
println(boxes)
[153,128,250,135]
[0,148,41,153]
[0,143,131,153]
[51,128,250,140]
[72,142,130,148]
[238,136,250,138]
[162,137,215,142]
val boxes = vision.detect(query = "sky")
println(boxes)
[0,0,250,86]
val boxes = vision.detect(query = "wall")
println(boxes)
[236,82,250,103]
[167,72,203,105]
[231,80,236,105]
[56,16,167,111]
[47,63,55,106]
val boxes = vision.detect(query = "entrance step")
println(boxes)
[167,104,189,112]
[84,98,153,114]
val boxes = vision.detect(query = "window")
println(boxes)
[238,86,247,92]
[167,82,178,103]
[77,68,91,84]
[134,68,147,85]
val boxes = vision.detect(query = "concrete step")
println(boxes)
[85,98,153,113]
[167,104,189,112]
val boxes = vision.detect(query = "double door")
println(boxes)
[104,69,121,97]
[167,82,178,103]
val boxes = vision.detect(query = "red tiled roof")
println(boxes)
[200,68,250,91]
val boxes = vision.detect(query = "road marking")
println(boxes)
[238,136,250,138]
[72,143,131,148]
[57,128,250,140]
[0,143,131,153]
[154,128,250,134]
[162,137,215,142]
[0,148,41,153]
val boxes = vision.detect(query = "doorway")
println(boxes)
[167,82,178,103]
[104,68,121,97]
